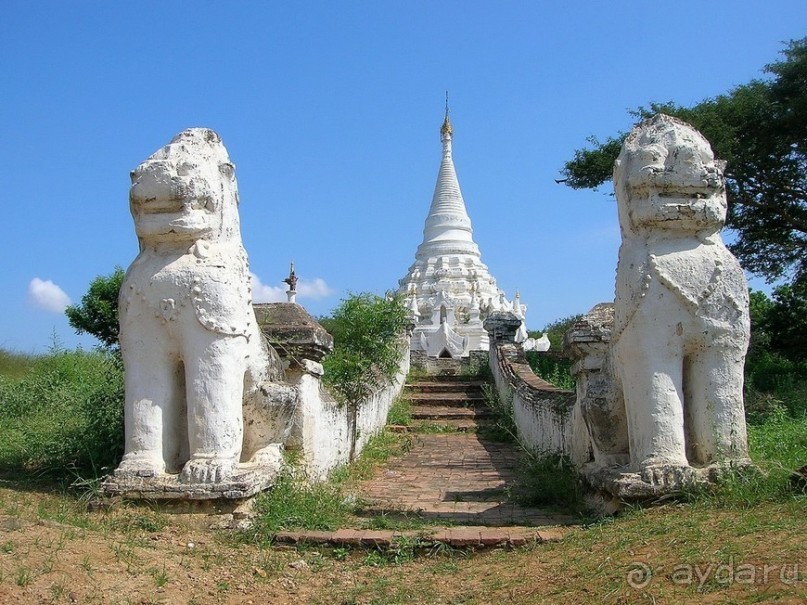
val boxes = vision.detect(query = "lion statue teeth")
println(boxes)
[114,128,286,486]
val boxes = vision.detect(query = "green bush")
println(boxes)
[525,351,575,390]
[321,293,410,406]
[0,348,124,475]
[65,268,125,350]
[525,314,579,389]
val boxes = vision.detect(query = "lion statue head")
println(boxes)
[129,128,241,249]
[613,114,727,238]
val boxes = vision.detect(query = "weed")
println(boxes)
[514,451,585,512]
[49,582,66,599]
[332,546,350,561]
[251,472,352,535]
[15,566,32,586]
[386,396,412,426]
[525,351,575,390]
[346,430,411,481]
[42,553,56,573]
[132,514,166,533]
[362,536,421,566]
[477,383,517,443]
[0,540,14,553]
[151,563,169,587]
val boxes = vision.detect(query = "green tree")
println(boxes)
[766,281,807,363]
[65,267,124,349]
[561,38,807,285]
[321,293,410,406]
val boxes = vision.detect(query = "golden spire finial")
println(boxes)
[441,91,453,137]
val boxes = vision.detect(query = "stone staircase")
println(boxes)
[402,375,493,430]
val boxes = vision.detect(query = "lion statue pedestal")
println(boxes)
[577,115,753,501]
[103,128,294,501]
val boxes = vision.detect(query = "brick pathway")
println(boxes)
[353,432,574,526]
[273,376,577,548]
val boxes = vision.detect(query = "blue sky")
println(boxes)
[2,2,805,352]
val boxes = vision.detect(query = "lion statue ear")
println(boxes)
[219,162,235,180]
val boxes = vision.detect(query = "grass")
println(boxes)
[0,347,124,477]
[0,481,800,603]
[0,349,38,379]
[248,430,416,539]
[386,396,412,426]
[0,346,803,602]
[476,383,517,443]
[681,415,807,508]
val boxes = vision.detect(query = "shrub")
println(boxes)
[321,293,410,406]
[525,351,575,390]
[65,267,124,350]
[0,348,124,475]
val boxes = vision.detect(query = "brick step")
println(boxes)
[387,418,493,432]
[271,526,569,549]
[409,417,490,430]
[407,400,488,411]
[411,405,493,420]
[410,374,487,383]
[405,381,487,393]
[407,391,487,404]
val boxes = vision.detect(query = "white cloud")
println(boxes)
[250,272,334,304]
[297,277,334,300]
[28,278,72,313]
[250,273,287,303]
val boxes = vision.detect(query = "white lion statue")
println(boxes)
[612,114,751,481]
[115,128,287,485]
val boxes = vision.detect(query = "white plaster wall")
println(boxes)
[355,349,410,454]
[293,341,410,481]
[488,345,575,457]
[510,391,572,456]
[292,374,351,481]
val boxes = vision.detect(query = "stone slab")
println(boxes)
[102,464,279,501]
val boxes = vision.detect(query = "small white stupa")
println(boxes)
[397,103,538,358]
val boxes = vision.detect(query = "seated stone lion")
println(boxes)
[115,128,287,485]
[612,115,751,482]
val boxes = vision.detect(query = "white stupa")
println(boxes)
[398,106,539,358]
